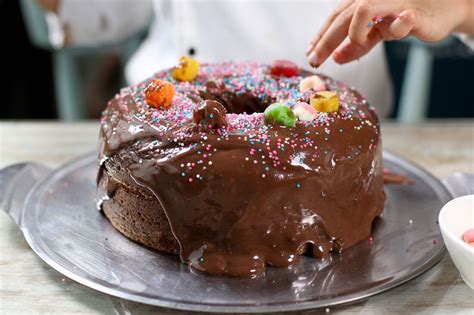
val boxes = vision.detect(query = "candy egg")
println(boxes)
[293,102,317,121]
[310,91,340,113]
[462,228,474,246]
[172,56,199,81]
[144,79,175,109]
[270,60,298,77]
[264,102,297,127]
[299,75,327,93]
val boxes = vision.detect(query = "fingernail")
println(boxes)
[305,45,313,56]
[308,52,318,67]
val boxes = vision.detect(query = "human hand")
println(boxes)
[306,0,474,67]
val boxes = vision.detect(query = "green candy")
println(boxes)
[264,102,297,127]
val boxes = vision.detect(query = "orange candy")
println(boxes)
[144,80,175,109]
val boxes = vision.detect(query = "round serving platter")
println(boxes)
[0,152,461,313]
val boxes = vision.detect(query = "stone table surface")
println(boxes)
[0,121,473,314]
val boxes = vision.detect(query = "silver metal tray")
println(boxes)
[1,152,471,313]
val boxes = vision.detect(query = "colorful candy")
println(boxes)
[462,229,474,247]
[264,102,297,127]
[299,75,327,93]
[270,60,298,77]
[172,56,200,81]
[310,91,340,113]
[144,79,175,109]
[293,102,317,121]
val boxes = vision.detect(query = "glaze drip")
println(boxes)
[98,62,385,276]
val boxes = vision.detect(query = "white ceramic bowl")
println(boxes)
[439,195,474,289]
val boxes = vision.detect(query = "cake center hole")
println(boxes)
[199,82,273,115]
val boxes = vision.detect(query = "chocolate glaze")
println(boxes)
[193,100,228,131]
[98,62,385,277]
[383,169,414,185]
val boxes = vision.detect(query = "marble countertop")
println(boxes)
[0,121,473,314]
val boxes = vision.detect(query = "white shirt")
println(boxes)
[52,0,394,117]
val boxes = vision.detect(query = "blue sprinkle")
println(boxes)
[296,183,301,189]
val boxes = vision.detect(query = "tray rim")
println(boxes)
[16,150,451,313]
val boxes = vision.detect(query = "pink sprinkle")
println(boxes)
[368,236,374,244]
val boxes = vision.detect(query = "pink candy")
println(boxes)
[293,102,317,121]
[462,228,474,247]
[299,75,327,93]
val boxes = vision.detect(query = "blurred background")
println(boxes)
[2,0,473,121]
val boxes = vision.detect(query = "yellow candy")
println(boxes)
[172,56,199,81]
[310,91,340,113]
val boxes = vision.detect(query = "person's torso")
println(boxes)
[126,0,393,116]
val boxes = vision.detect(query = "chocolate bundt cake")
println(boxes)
[97,60,386,277]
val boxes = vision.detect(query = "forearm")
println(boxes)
[34,0,153,47]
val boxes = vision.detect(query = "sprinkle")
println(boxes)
[296,183,301,189]
[102,62,375,186]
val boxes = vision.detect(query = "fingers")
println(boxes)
[307,0,417,67]
[347,1,401,48]
[333,9,417,64]
[389,10,418,39]
[333,28,382,64]
[306,0,354,56]
[308,4,356,67]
